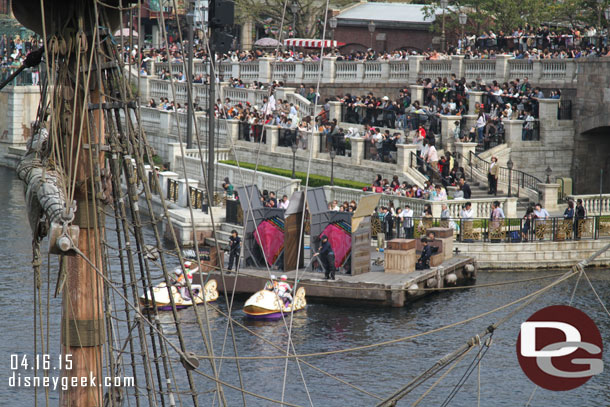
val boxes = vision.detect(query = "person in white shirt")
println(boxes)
[533,203,550,219]
[400,204,414,238]
[426,141,439,170]
[278,195,290,209]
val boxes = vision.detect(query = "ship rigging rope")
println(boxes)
[179,6,318,407]
[74,245,576,361]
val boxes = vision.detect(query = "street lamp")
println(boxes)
[368,21,376,50]
[291,142,298,179]
[440,0,448,52]
[329,149,337,186]
[506,157,513,197]
[545,166,553,184]
[605,6,610,44]
[458,12,467,54]
[598,0,604,45]
[329,17,338,43]
[291,2,299,37]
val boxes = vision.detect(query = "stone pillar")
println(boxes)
[258,57,272,83]
[468,91,484,115]
[450,55,464,79]
[167,142,182,173]
[532,60,542,84]
[504,197,518,218]
[439,115,461,152]
[538,183,560,213]
[158,171,179,199]
[410,85,424,105]
[504,120,524,147]
[495,54,510,83]
[310,131,321,159]
[356,61,365,82]
[227,119,239,143]
[231,62,240,79]
[537,98,560,124]
[294,62,304,84]
[177,179,199,208]
[408,55,424,83]
[267,125,279,152]
[350,137,365,165]
[322,57,337,84]
[396,143,418,173]
[454,142,478,168]
[328,101,342,122]
[241,19,254,50]
[151,24,160,49]
[380,61,390,82]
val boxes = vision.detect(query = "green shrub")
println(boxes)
[220,160,369,189]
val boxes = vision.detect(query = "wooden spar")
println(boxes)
[60,88,105,407]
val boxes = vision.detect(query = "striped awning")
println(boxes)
[283,39,345,48]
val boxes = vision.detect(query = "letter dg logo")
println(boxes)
[516,305,603,391]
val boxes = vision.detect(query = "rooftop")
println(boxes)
[336,3,436,26]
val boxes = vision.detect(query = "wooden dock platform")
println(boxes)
[197,256,476,307]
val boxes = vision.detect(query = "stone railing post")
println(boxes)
[396,143,418,173]
[350,137,365,165]
[532,60,542,83]
[380,61,390,82]
[231,61,240,79]
[322,57,337,84]
[166,142,182,172]
[505,197,518,218]
[267,125,279,152]
[294,62,304,83]
[450,55,464,79]
[310,131,321,159]
[537,98,560,125]
[439,115,461,152]
[468,91,484,115]
[454,142,478,168]
[410,85,424,105]
[538,183,560,213]
[258,57,272,83]
[408,55,424,83]
[565,60,577,84]
[159,110,172,136]
[275,87,295,100]
[328,101,342,122]
[227,119,239,143]
[158,171,179,199]
[177,178,199,208]
[504,120,524,147]
[494,54,510,83]
[430,201,443,218]
[356,61,365,82]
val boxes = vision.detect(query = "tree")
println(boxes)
[235,0,351,40]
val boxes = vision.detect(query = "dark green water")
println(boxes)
[1,166,608,406]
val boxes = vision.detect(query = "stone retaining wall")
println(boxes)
[455,240,610,270]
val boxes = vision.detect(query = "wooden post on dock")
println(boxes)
[60,89,105,407]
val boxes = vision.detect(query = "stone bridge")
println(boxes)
[571,59,610,194]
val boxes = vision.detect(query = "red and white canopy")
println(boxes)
[283,39,345,48]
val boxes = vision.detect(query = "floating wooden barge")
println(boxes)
[196,256,476,307]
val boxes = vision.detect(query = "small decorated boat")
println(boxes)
[243,287,307,320]
[140,279,219,310]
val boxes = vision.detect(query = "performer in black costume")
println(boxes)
[315,235,336,280]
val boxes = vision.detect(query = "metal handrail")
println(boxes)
[465,151,543,199]
[376,215,609,242]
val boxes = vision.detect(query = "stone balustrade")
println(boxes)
[567,194,610,215]
[147,55,578,86]
[324,185,518,218]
